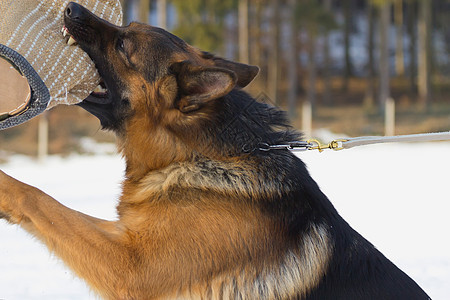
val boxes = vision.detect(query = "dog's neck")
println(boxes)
[116,114,191,182]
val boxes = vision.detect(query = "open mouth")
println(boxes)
[62,25,110,104]
[61,25,77,46]
[90,80,108,99]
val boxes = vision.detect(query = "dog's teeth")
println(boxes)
[61,26,69,37]
[93,85,106,93]
[67,36,76,46]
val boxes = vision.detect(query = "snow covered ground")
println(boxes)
[0,142,449,299]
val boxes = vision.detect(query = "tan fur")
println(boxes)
[0,158,332,299]
[170,224,332,300]
[0,20,333,300]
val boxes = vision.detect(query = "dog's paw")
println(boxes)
[0,211,11,221]
[0,170,27,224]
[0,200,14,223]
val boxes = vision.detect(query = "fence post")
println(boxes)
[37,112,48,162]
[385,97,395,136]
[157,0,167,29]
[302,100,312,139]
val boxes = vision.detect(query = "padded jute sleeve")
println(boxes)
[0,0,123,108]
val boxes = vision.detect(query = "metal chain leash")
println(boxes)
[257,131,450,153]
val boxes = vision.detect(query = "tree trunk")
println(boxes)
[307,27,317,113]
[323,0,332,106]
[418,0,431,109]
[157,0,167,29]
[120,0,130,25]
[295,19,304,96]
[342,0,353,91]
[238,0,249,64]
[364,2,376,109]
[250,0,263,89]
[395,0,405,76]
[407,0,417,96]
[287,0,298,119]
[268,0,280,105]
[138,0,151,24]
[379,2,390,111]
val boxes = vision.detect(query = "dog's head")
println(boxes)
[64,2,298,178]
[64,2,258,130]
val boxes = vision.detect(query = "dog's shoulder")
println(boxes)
[134,155,297,201]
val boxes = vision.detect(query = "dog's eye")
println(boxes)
[118,38,125,52]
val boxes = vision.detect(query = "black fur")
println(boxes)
[183,89,302,158]
[191,90,431,299]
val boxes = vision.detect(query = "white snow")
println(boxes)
[1,142,449,299]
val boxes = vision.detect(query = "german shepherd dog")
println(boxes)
[0,2,430,299]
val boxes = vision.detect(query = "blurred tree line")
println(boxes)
[2,0,449,157]
[119,0,449,117]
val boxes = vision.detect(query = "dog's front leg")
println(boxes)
[0,170,132,299]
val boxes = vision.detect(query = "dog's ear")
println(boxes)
[170,61,237,113]
[202,52,259,88]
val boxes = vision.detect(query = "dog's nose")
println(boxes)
[65,2,85,20]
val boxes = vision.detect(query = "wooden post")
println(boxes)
[306,28,317,114]
[302,101,312,139]
[157,0,167,29]
[385,98,395,136]
[38,112,48,162]
[138,0,151,24]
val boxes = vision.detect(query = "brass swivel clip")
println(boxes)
[306,139,347,152]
